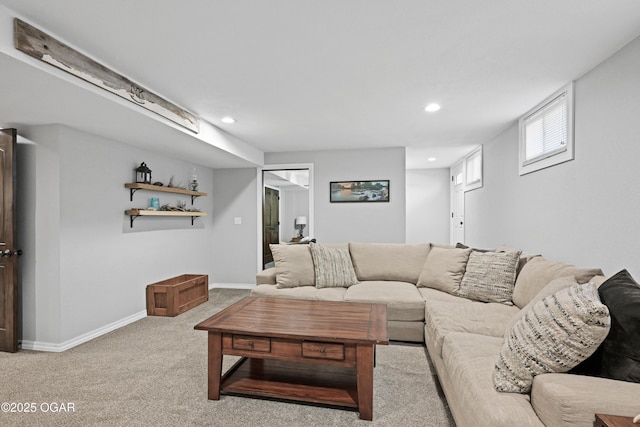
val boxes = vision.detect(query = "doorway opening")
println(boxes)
[450,160,465,245]
[260,165,313,270]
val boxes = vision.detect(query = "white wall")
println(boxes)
[266,147,406,243]
[406,168,450,244]
[465,34,640,278]
[17,124,216,349]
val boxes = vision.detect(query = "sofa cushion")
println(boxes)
[424,298,519,357]
[597,269,640,383]
[250,284,347,301]
[348,242,431,284]
[418,287,474,304]
[309,242,359,288]
[505,275,579,333]
[441,333,545,427]
[344,281,424,321]
[456,250,521,304]
[494,282,610,393]
[417,247,471,293]
[512,256,603,308]
[270,244,315,288]
[531,373,640,427]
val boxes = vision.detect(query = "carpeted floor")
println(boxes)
[0,289,455,426]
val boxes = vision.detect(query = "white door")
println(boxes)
[450,161,465,245]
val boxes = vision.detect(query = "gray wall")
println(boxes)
[17,125,216,349]
[266,147,407,243]
[280,187,310,241]
[210,168,258,284]
[465,34,640,278]
[406,168,450,245]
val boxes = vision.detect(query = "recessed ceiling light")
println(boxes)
[221,116,236,124]
[428,157,437,162]
[424,103,441,113]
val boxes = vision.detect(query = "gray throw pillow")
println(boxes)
[309,242,359,288]
[493,282,610,393]
[456,250,521,304]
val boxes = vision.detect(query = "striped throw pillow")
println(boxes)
[456,250,521,304]
[310,243,359,288]
[493,282,610,393]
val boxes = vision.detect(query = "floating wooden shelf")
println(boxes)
[125,209,207,228]
[125,183,207,203]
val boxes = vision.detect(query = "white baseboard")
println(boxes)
[209,282,255,290]
[20,309,148,353]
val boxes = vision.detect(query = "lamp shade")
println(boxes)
[295,216,307,226]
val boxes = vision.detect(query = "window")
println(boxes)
[519,83,574,175]
[464,146,482,191]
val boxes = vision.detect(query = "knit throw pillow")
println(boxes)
[309,243,359,288]
[456,250,521,304]
[493,282,610,393]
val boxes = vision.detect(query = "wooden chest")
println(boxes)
[146,274,208,317]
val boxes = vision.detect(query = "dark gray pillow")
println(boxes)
[597,269,640,383]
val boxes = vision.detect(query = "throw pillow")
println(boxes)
[456,250,521,304]
[270,244,315,288]
[455,242,493,252]
[493,282,610,393]
[309,242,359,288]
[416,247,472,294]
[596,269,640,383]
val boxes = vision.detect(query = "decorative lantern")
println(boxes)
[135,162,152,184]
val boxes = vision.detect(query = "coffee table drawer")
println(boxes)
[302,341,344,360]
[232,335,271,353]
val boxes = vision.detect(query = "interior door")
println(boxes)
[262,187,280,268]
[450,161,465,245]
[0,128,19,353]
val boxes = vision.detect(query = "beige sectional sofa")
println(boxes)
[252,242,640,427]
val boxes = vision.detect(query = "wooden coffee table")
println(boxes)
[194,296,388,420]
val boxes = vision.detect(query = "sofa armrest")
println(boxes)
[256,267,277,285]
[531,373,640,426]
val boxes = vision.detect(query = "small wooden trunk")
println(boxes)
[146,274,209,317]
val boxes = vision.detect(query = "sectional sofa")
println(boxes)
[251,242,640,427]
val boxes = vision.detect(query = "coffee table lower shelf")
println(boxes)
[221,357,359,410]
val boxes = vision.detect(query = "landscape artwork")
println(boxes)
[330,180,390,203]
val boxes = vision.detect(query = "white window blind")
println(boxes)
[465,148,482,185]
[523,92,568,165]
[518,82,574,175]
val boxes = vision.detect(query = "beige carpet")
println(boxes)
[0,289,455,426]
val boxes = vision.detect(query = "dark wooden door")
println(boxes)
[0,128,18,352]
[262,187,280,268]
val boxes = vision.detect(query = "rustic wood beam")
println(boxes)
[14,18,200,133]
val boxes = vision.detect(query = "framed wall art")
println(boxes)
[330,180,390,203]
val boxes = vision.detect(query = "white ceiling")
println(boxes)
[1,0,640,169]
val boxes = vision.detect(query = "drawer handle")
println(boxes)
[248,341,254,348]
[319,348,325,353]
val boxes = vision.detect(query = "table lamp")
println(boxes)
[295,216,307,238]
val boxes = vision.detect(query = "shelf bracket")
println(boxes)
[191,195,200,205]
[130,214,141,228]
[130,188,141,201]
[191,216,196,226]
